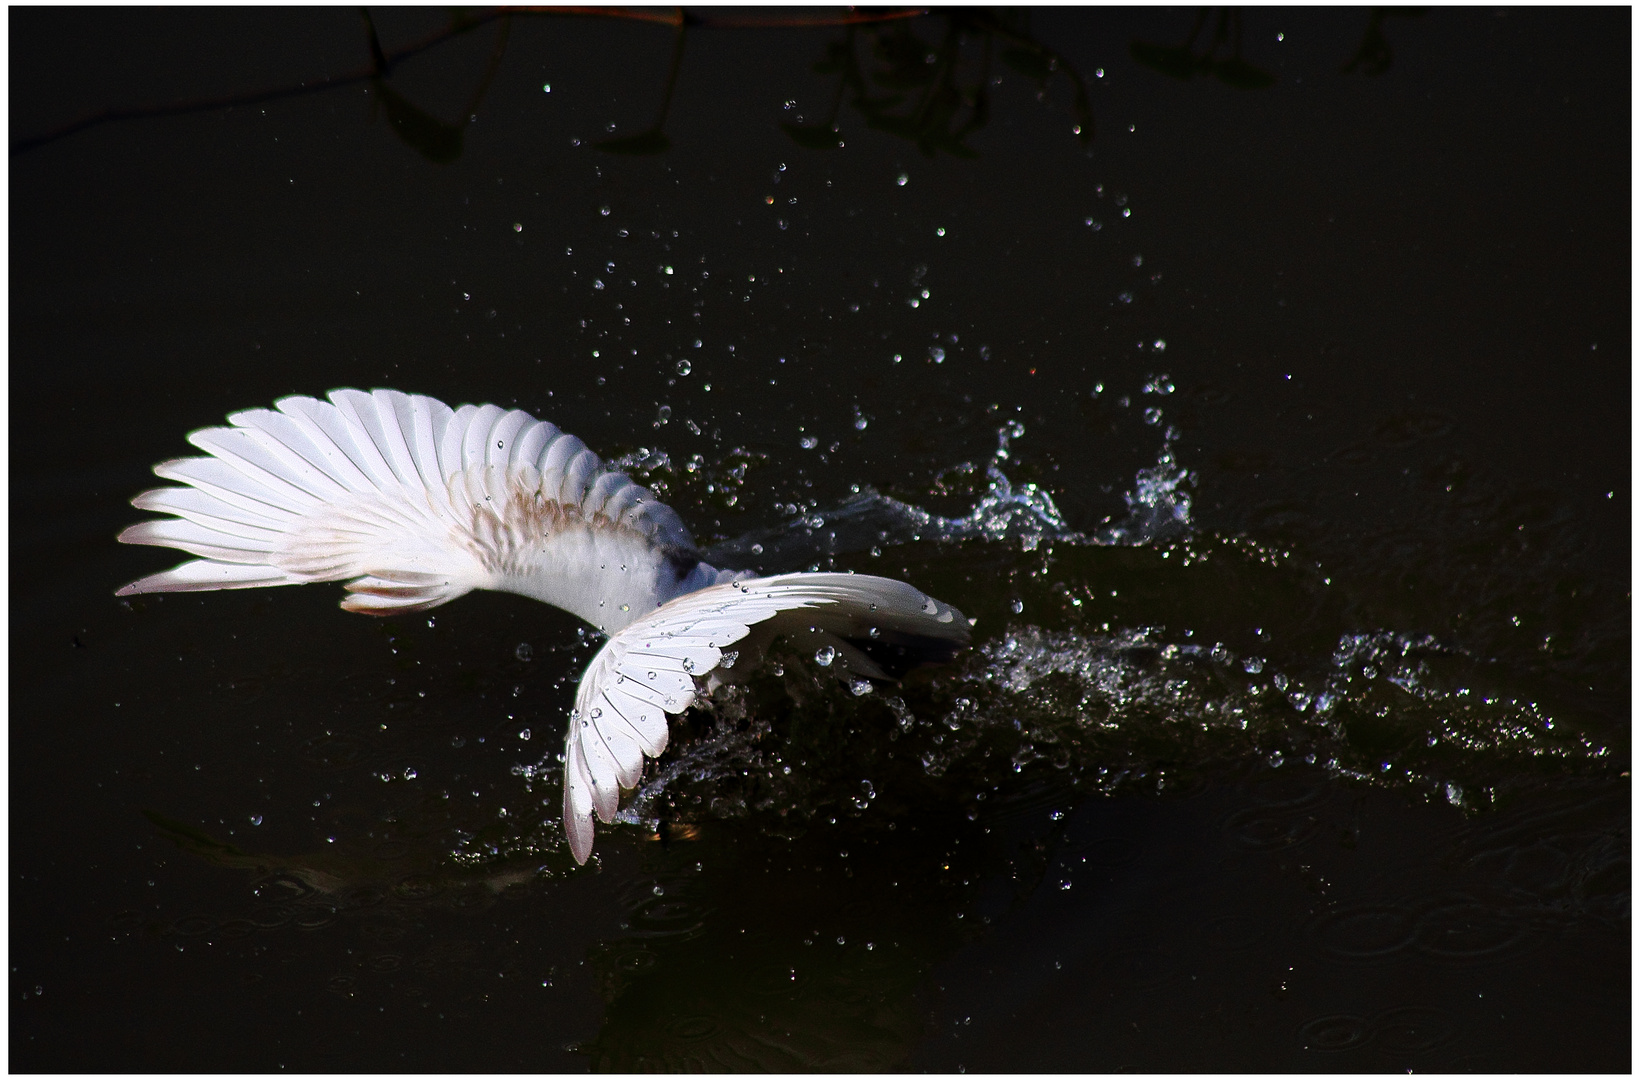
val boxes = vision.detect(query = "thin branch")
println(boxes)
[517,7,927,29]
[12,11,504,155]
[11,6,927,157]
[360,7,390,76]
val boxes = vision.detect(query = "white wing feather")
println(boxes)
[561,572,969,863]
[118,390,718,629]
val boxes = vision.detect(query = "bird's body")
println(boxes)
[118,389,969,862]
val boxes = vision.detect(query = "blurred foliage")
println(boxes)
[787,10,1093,159]
[1130,8,1276,89]
[1130,7,1426,90]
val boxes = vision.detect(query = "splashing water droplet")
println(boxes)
[815,646,837,667]
[1243,657,1265,674]
[850,679,873,696]
[676,359,692,376]
[515,643,533,661]
[800,435,819,449]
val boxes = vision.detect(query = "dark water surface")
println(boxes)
[11,8,1629,1071]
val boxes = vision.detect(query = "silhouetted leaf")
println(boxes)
[1130,40,1201,81]
[781,122,844,149]
[1000,46,1052,81]
[1214,58,1276,90]
[372,78,463,163]
[594,129,671,155]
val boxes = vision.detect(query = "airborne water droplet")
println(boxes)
[815,646,837,667]
[676,359,692,376]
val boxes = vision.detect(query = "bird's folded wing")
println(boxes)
[117,389,693,615]
[562,572,970,863]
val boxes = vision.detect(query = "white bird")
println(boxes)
[116,389,970,863]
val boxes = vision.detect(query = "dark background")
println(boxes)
[11,7,1629,1071]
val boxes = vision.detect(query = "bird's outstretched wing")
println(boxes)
[116,390,702,625]
[562,572,970,863]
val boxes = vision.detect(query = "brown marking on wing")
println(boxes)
[459,475,678,580]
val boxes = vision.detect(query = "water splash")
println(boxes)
[595,617,1612,842]
[707,418,1189,565]
[1089,436,1193,545]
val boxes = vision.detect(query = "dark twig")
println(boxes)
[360,7,390,76]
